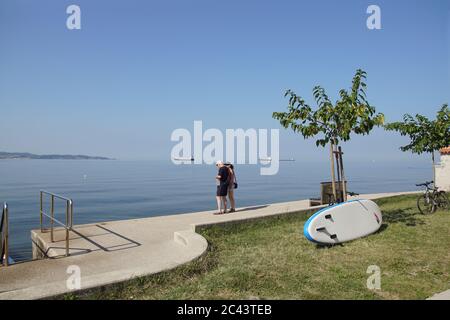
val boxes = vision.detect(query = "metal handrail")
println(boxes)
[1,203,9,267]
[40,191,73,256]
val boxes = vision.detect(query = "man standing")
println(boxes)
[215,161,230,214]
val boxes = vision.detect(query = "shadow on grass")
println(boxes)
[382,208,425,227]
[378,223,389,233]
[315,243,344,249]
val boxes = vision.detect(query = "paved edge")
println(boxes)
[427,290,450,300]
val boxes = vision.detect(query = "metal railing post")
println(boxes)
[3,203,9,267]
[70,199,73,229]
[39,191,73,258]
[50,195,54,242]
[40,192,43,233]
[65,200,69,257]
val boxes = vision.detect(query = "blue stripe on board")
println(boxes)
[303,199,362,243]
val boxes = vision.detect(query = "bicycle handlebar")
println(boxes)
[416,181,434,187]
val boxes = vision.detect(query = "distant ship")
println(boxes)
[173,157,194,161]
[259,157,295,162]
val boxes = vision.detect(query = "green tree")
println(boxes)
[272,69,384,202]
[385,104,450,183]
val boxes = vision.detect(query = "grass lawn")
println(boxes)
[70,195,450,300]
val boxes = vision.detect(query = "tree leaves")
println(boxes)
[272,69,384,148]
[385,104,450,155]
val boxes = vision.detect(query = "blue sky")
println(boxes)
[0,0,449,162]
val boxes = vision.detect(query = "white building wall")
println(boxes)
[435,154,450,191]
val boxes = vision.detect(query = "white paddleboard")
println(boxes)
[304,199,382,244]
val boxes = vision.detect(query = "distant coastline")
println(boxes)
[0,151,114,160]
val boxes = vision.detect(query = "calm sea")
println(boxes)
[0,159,430,261]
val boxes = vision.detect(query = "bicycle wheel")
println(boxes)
[435,192,449,211]
[417,194,435,214]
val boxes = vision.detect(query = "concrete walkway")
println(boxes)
[0,191,424,300]
[427,290,450,300]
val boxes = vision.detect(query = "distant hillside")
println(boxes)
[0,152,114,160]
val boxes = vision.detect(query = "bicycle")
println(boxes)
[416,181,449,214]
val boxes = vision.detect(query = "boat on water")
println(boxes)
[173,157,194,161]
[260,157,295,162]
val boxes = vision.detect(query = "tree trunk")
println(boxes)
[330,142,337,202]
[335,150,341,182]
[338,146,347,202]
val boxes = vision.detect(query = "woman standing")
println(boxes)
[225,163,237,213]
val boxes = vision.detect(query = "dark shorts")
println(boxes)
[217,183,229,197]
